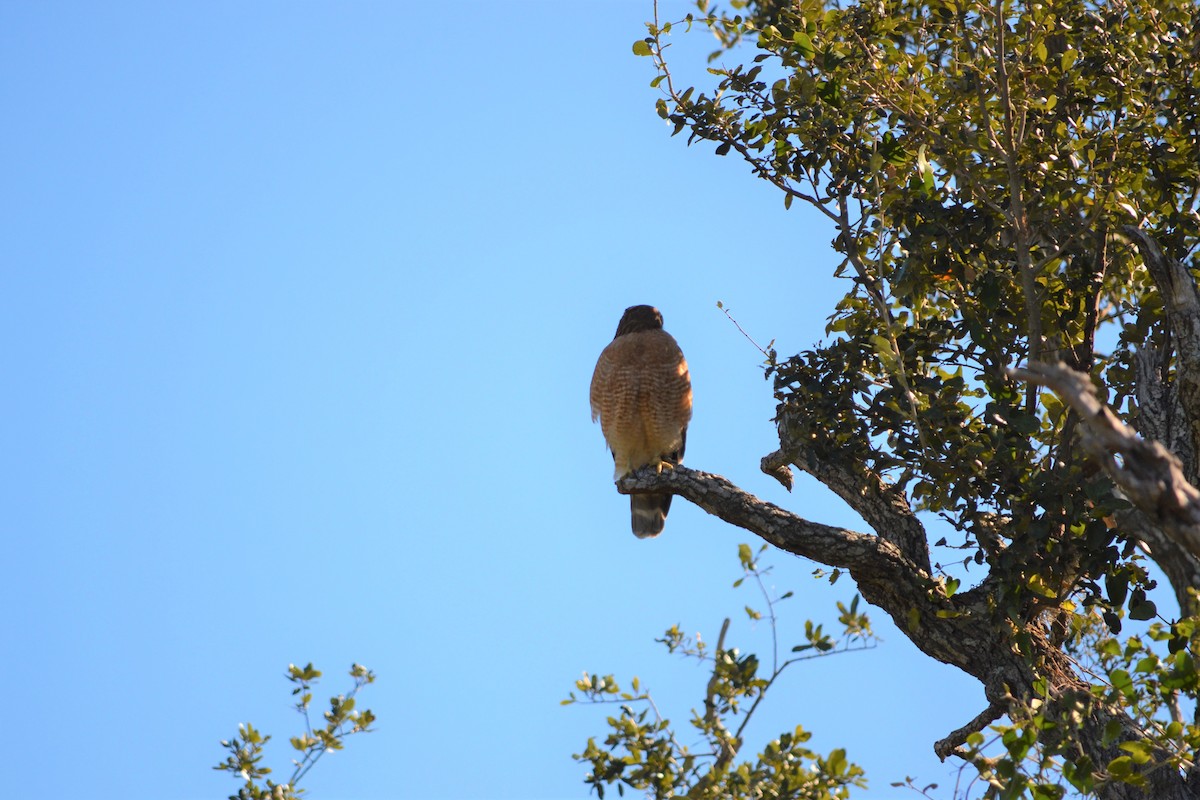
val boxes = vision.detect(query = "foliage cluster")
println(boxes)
[615,0,1200,796]
[568,545,874,799]
[214,663,376,800]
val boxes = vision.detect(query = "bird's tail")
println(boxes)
[631,493,673,538]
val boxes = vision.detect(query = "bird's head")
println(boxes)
[614,305,664,338]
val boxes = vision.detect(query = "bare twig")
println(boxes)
[718,303,771,358]
[702,617,731,727]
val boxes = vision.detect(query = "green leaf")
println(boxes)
[915,144,934,193]
[1105,573,1129,607]
[1128,598,1157,621]
[1108,668,1135,700]
[1106,755,1144,785]
[1118,740,1153,765]
[632,40,653,57]
[792,31,814,59]
[1031,783,1065,800]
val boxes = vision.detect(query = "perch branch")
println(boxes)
[617,466,912,575]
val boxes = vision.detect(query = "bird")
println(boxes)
[590,305,692,537]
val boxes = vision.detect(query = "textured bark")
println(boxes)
[1119,509,1200,618]
[763,439,932,572]
[618,466,999,673]
[1134,344,1196,483]
[1123,244,1200,615]
[1126,226,1200,471]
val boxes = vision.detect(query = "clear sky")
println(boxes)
[2,3,982,798]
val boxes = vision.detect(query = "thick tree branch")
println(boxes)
[1011,361,1200,562]
[1125,226,1200,371]
[618,465,911,575]
[618,466,995,673]
[1126,225,1200,471]
[1134,342,1195,480]
[1118,508,1200,615]
[770,411,932,572]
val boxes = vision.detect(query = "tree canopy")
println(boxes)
[595,0,1200,797]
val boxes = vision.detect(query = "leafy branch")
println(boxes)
[565,544,875,800]
[214,663,377,800]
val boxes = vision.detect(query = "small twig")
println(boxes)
[749,567,780,673]
[730,640,877,746]
[836,197,933,457]
[718,302,771,358]
[647,1,840,224]
[703,618,731,727]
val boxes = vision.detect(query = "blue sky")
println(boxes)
[2,3,981,798]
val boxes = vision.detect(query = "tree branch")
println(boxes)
[760,448,795,491]
[934,700,1004,761]
[993,0,1042,399]
[1133,340,1194,479]
[1010,361,1200,562]
[1117,508,1200,616]
[772,407,932,572]
[1125,225,1200,469]
[618,465,916,576]
[616,466,997,676]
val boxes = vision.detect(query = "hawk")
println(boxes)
[590,305,693,538]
